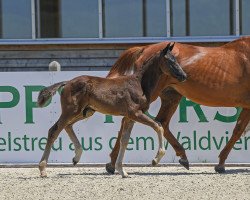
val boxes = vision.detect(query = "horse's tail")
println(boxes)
[37,81,67,107]
[106,46,144,78]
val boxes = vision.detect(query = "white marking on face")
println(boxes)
[181,49,207,66]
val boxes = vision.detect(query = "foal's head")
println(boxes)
[159,43,187,82]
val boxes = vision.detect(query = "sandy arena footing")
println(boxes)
[0,166,249,200]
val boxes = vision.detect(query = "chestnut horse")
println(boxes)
[37,43,186,178]
[101,36,250,174]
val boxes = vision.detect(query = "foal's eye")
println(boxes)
[165,54,175,62]
[170,57,175,62]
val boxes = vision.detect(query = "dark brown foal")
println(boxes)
[37,43,187,178]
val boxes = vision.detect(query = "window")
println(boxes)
[0,0,32,39]
[241,0,250,35]
[171,0,186,36]
[144,0,166,37]
[103,0,143,37]
[103,0,167,38]
[0,0,248,41]
[38,0,60,38]
[171,0,234,37]
[37,0,99,38]
[189,0,233,36]
[60,0,99,38]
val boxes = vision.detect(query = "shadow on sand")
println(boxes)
[55,167,250,177]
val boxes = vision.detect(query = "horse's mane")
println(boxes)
[106,46,144,78]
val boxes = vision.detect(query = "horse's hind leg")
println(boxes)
[215,108,250,173]
[39,115,68,177]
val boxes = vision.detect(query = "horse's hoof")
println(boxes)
[179,158,189,170]
[152,159,157,166]
[106,162,115,174]
[214,165,226,173]
[72,158,78,166]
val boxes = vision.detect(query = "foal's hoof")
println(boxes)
[152,159,158,166]
[106,162,115,174]
[122,174,131,178]
[214,165,226,173]
[72,158,78,166]
[40,171,47,178]
[179,158,189,170]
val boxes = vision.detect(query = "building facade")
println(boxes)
[0,0,249,71]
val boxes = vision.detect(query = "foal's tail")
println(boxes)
[37,81,67,107]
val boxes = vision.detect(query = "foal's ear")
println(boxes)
[161,42,175,56]
[161,43,171,56]
[169,42,175,51]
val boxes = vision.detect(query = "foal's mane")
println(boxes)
[136,51,161,77]
[138,51,163,101]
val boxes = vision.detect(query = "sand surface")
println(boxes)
[0,166,249,200]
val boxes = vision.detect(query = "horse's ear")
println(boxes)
[161,43,171,56]
[169,42,175,51]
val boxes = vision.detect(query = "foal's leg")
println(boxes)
[115,111,165,178]
[156,89,189,169]
[129,111,166,166]
[82,107,95,118]
[65,115,85,166]
[115,118,135,178]
[106,117,131,174]
[65,125,83,166]
[215,108,250,173]
[105,88,188,174]
[39,115,68,177]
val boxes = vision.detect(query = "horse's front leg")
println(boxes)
[157,88,189,169]
[215,108,250,173]
[115,117,135,178]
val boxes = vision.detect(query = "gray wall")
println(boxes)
[0,42,224,72]
[0,44,131,71]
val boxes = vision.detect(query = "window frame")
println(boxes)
[0,0,245,44]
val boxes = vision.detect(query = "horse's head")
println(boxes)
[160,43,187,82]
